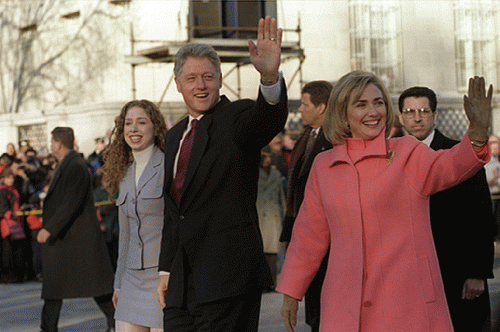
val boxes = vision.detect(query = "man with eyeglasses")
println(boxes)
[398,86,495,332]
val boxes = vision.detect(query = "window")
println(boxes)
[190,0,277,39]
[18,123,48,156]
[349,0,402,91]
[454,1,499,90]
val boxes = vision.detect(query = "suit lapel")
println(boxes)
[298,129,330,179]
[165,118,189,190]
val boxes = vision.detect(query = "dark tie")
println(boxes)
[300,129,317,174]
[171,119,198,208]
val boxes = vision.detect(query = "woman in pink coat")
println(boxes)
[277,71,492,332]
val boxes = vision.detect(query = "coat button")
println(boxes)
[363,301,372,307]
[179,215,185,220]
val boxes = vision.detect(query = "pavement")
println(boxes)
[3,244,500,331]
[0,281,309,331]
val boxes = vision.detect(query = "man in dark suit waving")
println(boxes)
[280,80,333,332]
[398,86,495,332]
[157,16,288,331]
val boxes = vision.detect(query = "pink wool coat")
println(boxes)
[276,131,489,332]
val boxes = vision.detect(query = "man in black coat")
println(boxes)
[280,80,333,332]
[157,17,288,331]
[37,127,115,332]
[398,87,495,332]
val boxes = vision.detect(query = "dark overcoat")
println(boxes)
[159,81,288,307]
[429,129,495,331]
[41,150,114,299]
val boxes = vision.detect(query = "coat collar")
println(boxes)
[329,129,389,167]
[46,150,80,196]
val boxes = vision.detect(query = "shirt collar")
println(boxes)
[421,129,436,147]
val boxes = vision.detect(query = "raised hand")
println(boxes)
[248,16,283,83]
[464,76,493,144]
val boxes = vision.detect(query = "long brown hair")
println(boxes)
[102,100,167,197]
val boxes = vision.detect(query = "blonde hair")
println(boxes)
[102,100,167,197]
[323,70,395,146]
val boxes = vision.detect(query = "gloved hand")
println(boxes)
[464,76,493,144]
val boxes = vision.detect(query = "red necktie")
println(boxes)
[171,119,198,208]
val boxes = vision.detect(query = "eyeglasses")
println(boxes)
[401,108,434,118]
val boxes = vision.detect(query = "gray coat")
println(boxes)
[257,167,285,254]
[41,150,114,299]
[114,146,165,289]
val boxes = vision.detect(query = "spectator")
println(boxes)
[268,135,288,178]
[93,174,118,272]
[0,168,26,283]
[26,181,48,281]
[0,153,13,174]
[257,146,286,290]
[25,148,41,169]
[281,130,296,167]
[5,143,16,158]
[10,159,35,206]
[88,137,107,177]
[17,140,30,160]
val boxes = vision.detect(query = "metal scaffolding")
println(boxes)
[125,20,305,105]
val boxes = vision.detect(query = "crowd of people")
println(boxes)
[0,15,498,332]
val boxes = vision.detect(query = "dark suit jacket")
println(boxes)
[159,82,288,307]
[429,129,494,331]
[280,127,332,242]
[41,150,114,299]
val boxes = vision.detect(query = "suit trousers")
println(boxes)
[163,291,262,332]
[41,294,115,332]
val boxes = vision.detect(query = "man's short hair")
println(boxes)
[51,127,74,150]
[398,86,437,113]
[301,80,334,107]
[174,43,221,78]
[25,147,37,156]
